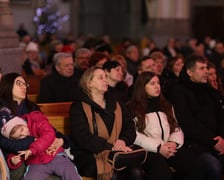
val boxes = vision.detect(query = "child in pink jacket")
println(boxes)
[0,107,81,180]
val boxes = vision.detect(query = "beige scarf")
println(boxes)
[82,102,122,180]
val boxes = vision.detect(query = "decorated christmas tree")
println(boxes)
[33,0,69,35]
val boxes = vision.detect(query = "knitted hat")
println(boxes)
[0,107,26,138]
[26,42,39,52]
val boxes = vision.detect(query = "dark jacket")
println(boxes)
[126,58,138,76]
[69,90,136,176]
[107,81,130,104]
[208,50,224,70]
[22,59,34,75]
[161,68,179,101]
[37,68,79,103]
[169,68,224,153]
[22,59,45,75]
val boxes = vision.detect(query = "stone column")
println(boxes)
[0,0,19,48]
[0,0,22,74]
[70,0,79,38]
[145,0,191,47]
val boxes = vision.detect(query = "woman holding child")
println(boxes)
[0,72,71,180]
[0,107,81,180]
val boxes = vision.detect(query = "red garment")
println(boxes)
[7,111,63,169]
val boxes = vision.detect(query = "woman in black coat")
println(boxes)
[69,66,143,180]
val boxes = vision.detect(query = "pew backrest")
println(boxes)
[37,102,72,135]
[38,102,72,117]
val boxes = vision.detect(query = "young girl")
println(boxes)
[127,71,205,180]
[0,107,81,180]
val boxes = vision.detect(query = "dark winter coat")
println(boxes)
[69,90,136,177]
[37,68,79,103]
[161,68,179,101]
[169,68,224,154]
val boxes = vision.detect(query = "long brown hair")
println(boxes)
[127,71,179,133]
[207,61,224,96]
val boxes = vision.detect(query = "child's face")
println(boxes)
[10,125,30,139]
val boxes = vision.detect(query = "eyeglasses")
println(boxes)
[15,80,29,88]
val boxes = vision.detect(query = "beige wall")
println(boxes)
[146,0,190,19]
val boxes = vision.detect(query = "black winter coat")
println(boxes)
[37,68,79,103]
[170,70,224,154]
[69,90,136,177]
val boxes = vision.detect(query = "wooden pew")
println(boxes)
[27,94,38,103]
[37,102,72,136]
[82,177,95,180]
[25,75,44,94]
[38,102,72,117]
[47,116,69,136]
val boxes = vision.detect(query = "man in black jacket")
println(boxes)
[37,52,79,103]
[170,54,224,180]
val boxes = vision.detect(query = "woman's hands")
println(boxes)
[46,138,64,155]
[159,142,177,159]
[112,139,132,152]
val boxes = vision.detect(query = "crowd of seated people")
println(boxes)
[1,31,224,179]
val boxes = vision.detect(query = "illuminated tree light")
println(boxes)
[33,0,69,35]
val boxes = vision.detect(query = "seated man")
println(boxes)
[170,54,224,180]
[37,52,79,103]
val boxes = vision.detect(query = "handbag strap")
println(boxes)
[91,106,98,136]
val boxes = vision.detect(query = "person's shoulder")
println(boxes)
[168,81,189,100]
[169,81,184,92]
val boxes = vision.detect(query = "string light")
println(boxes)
[33,0,69,35]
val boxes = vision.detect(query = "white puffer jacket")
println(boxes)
[134,111,184,153]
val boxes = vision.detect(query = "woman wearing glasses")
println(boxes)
[0,72,66,180]
[0,73,34,116]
